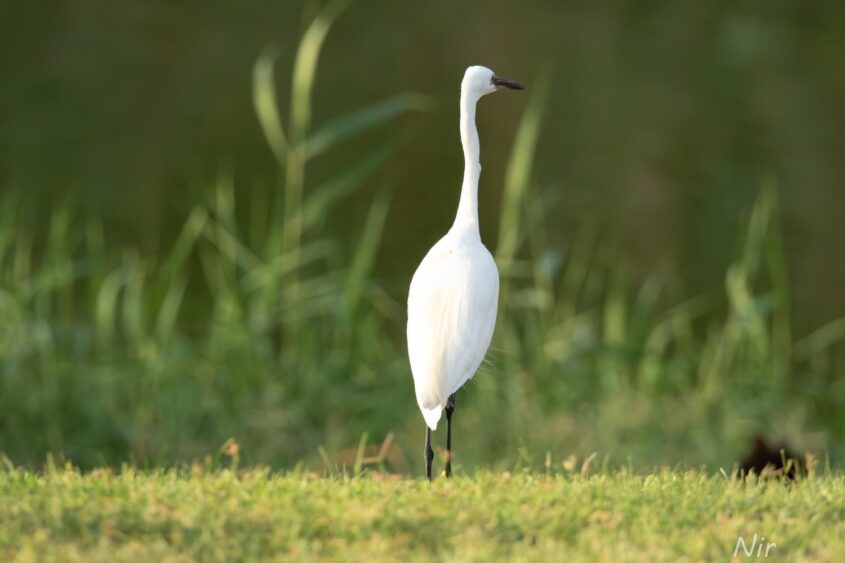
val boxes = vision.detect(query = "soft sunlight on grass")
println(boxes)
[2,465,843,562]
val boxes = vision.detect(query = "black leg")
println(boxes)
[424,426,434,481]
[445,393,456,477]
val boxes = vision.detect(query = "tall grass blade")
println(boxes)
[305,93,433,160]
[762,180,791,361]
[95,265,127,351]
[352,432,368,476]
[290,0,351,142]
[252,46,288,166]
[301,141,401,231]
[794,318,845,360]
[284,0,350,330]
[121,252,145,351]
[154,276,187,344]
[345,189,391,323]
[496,70,551,268]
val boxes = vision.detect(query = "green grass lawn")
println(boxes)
[2,466,843,562]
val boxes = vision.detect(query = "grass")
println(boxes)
[2,465,843,562]
[0,2,843,473]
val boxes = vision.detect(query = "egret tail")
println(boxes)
[421,404,443,430]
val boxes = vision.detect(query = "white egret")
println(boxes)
[407,65,525,480]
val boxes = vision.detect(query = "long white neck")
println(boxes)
[453,90,481,235]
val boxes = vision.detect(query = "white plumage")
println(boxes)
[407,66,524,435]
[407,228,499,429]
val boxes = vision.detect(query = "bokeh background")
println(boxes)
[1,0,843,472]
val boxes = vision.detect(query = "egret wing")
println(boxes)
[407,240,499,428]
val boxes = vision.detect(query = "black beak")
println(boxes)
[492,75,526,90]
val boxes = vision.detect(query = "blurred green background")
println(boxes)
[0,1,843,472]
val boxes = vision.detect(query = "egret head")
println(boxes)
[461,66,526,100]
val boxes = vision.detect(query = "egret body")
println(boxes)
[407,66,525,480]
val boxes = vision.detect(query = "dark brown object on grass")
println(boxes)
[739,435,802,480]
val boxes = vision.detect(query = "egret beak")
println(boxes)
[492,76,526,90]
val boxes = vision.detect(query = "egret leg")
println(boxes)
[445,393,456,477]
[424,426,434,481]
